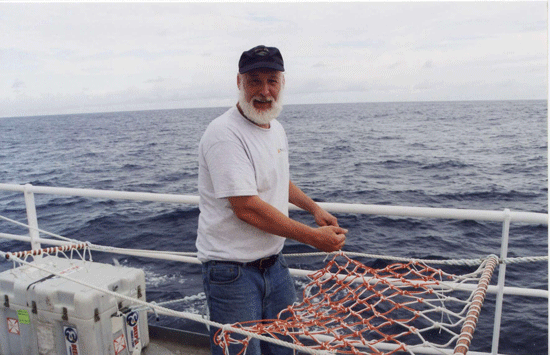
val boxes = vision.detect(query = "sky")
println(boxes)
[1,1,547,118]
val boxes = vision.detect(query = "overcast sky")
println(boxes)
[1,1,547,118]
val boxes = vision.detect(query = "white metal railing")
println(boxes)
[0,183,548,355]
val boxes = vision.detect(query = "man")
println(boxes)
[197,45,347,355]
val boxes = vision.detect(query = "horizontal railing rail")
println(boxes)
[1,183,547,224]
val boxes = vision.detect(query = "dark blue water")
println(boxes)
[0,101,547,354]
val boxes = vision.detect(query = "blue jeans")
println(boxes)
[202,254,297,355]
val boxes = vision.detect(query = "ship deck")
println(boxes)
[144,326,210,355]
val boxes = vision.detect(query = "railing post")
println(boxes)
[491,208,511,354]
[24,184,41,251]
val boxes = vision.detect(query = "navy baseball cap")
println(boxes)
[238,45,284,74]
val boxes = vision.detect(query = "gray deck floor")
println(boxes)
[145,325,211,355]
[143,341,210,355]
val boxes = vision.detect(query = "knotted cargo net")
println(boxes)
[215,253,498,355]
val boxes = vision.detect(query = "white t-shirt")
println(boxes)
[196,106,289,262]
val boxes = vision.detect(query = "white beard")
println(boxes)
[238,85,284,126]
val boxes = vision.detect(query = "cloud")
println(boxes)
[145,76,165,84]
[422,61,435,69]
[0,2,546,118]
[12,79,25,91]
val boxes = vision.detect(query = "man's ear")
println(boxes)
[237,73,242,89]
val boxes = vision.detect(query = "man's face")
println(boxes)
[239,69,284,111]
[238,69,284,126]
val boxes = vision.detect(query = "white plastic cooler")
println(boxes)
[0,256,149,354]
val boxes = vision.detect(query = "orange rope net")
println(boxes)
[215,253,497,355]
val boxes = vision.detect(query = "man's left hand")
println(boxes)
[314,209,339,227]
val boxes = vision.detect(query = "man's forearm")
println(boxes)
[227,195,346,252]
[229,194,317,241]
[289,181,339,227]
[289,181,322,215]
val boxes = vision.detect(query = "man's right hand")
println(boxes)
[312,226,347,252]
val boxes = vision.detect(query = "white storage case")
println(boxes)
[0,256,149,355]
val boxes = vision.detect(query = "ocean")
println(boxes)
[0,100,547,354]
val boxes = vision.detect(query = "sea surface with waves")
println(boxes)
[0,100,547,354]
